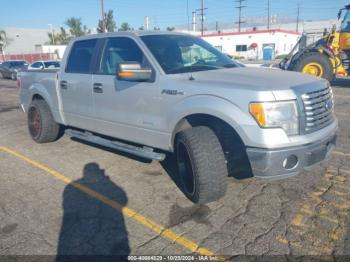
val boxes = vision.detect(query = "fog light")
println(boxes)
[283,155,298,170]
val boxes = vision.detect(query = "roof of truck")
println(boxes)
[71,31,192,42]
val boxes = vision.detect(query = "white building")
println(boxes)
[201,29,301,60]
[35,45,67,59]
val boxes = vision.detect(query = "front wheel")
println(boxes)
[176,126,228,204]
[28,100,61,143]
[291,52,334,82]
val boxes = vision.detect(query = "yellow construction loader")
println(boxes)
[280,4,350,81]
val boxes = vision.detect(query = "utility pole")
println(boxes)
[145,16,150,30]
[48,24,55,45]
[192,11,197,32]
[196,0,207,36]
[296,3,300,32]
[100,0,106,32]
[267,0,270,30]
[216,21,219,32]
[235,0,246,32]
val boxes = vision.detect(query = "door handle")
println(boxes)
[93,83,103,93]
[60,81,68,89]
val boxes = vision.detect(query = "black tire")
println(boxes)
[291,52,334,82]
[212,123,250,178]
[176,126,228,204]
[27,99,60,143]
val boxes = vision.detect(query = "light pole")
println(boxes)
[48,24,55,45]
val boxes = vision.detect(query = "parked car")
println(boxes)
[28,60,60,70]
[0,60,28,80]
[19,32,337,204]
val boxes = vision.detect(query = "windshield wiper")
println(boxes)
[168,65,221,74]
[222,63,238,68]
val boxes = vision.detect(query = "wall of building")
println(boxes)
[35,45,67,59]
[201,29,300,60]
[2,27,50,55]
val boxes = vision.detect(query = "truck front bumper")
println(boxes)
[246,132,337,179]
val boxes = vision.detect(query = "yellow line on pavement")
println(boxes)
[0,146,220,258]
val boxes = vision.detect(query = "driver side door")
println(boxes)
[92,36,161,146]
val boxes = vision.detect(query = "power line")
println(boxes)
[235,0,246,32]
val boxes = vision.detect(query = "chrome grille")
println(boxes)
[301,85,335,133]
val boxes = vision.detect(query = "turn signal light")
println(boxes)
[117,72,134,77]
[249,103,266,126]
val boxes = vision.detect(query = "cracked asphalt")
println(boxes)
[0,78,349,259]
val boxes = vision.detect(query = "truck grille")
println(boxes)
[301,85,335,133]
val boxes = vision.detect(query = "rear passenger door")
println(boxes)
[59,39,98,131]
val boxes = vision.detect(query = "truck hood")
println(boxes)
[191,67,327,93]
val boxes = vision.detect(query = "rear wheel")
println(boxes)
[291,52,334,82]
[176,126,228,204]
[28,100,60,143]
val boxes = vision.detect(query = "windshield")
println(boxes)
[44,61,60,68]
[141,34,240,74]
[341,9,350,32]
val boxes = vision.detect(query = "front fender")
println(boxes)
[168,95,256,148]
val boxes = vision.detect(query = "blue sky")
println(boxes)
[0,0,346,30]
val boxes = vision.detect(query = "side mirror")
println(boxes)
[39,65,44,70]
[116,62,152,82]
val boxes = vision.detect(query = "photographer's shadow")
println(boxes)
[56,163,130,260]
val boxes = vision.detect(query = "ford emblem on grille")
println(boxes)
[325,99,334,110]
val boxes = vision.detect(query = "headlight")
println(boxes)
[249,100,299,136]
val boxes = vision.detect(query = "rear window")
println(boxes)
[66,39,97,73]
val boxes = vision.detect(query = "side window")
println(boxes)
[99,37,147,75]
[66,39,97,73]
[236,45,247,52]
[31,62,42,68]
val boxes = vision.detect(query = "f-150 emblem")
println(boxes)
[161,89,185,95]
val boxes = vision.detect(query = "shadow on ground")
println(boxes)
[56,162,130,261]
[331,78,350,88]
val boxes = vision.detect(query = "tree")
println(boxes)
[118,22,132,31]
[138,26,145,31]
[56,27,71,45]
[166,27,175,31]
[0,30,10,58]
[97,10,117,33]
[46,27,71,45]
[154,26,160,31]
[65,17,91,37]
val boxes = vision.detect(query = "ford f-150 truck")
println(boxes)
[19,32,338,204]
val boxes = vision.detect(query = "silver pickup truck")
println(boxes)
[19,32,337,203]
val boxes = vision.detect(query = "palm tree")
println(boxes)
[0,30,8,60]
